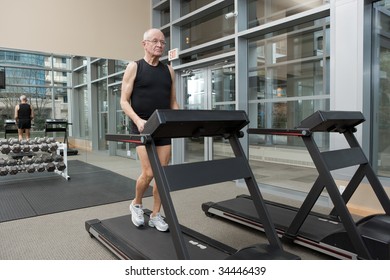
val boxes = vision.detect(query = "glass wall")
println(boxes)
[247,0,325,28]
[180,0,215,15]
[75,87,89,139]
[96,79,108,150]
[372,0,390,177]
[0,49,71,134]
[180,4,234,50]
[247,17,330,151]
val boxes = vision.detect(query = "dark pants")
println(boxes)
[17,119,32,129]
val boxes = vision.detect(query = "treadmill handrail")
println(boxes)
[247,128,311,137]
[105,133,150,145]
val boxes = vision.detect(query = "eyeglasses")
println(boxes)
[145,39,166,46]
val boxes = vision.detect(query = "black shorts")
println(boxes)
[17,119,32,129]
[131,123,171,147]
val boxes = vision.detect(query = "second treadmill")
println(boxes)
[203,111,390,260]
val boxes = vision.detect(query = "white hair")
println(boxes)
[143,28,163,40]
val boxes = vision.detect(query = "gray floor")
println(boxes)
[0,150,333,260]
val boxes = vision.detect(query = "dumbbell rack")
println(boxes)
[0,137,69,180]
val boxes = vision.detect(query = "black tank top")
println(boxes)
[18,103,31,120]
[131,59,172,119]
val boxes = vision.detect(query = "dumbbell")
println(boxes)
[7,158,17,166]
[26,164,35,173]
[21,144,30,153]
[16,165,24,173]
[8,138,19,145]
[48,143,58,152]
[36,164,45,172]
[11,144,21,153]
[30,144,39,152]
[56,162,66,171]
[1,144,11,154]
[46,137,56,143]
[40,143,49,152]
[46,162,56,172]
[52,154,64,162]
[43,154,53,163]
[33,156,43,164]
[22,156,33,165]
[0,166,8,176]
[40,154,48,163]
[8,166,18,175]
[0,158,5,167]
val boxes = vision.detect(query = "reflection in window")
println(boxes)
[114,60,127,72]
[75,87,89,139]
[180,43,234,64]
[180,0,215,16]
[160,7,170,26]
[248,17,330,149]
[247,0,325,28]
[372,1,390,177]
[211,67,235,108]
[97,80,108,112]
[181,5,234,50]
[0,49,70,131]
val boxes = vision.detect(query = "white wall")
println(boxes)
[330,0,365,152]
[0,0,151,60]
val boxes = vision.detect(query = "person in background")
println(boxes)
[120,28,179,232]
[14,95,34,141]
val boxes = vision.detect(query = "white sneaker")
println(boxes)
[129,201,144,227]
[148,213,169,232]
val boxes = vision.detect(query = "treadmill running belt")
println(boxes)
[206,196,344,242]
[88,214,236,260]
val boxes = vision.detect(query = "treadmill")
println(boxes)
[85,109,300,260]
[45,119,78,156]
[203,110,390,260]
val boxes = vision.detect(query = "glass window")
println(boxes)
[74,67,87,85]
[94,59,108,79]
[180,0,215,16]
[0,49,70,132]
[372,1,390,177]
[72,56,87,68]
[180,5,234,50]
[212,67,235,105]
[114,60,128,72]
[153,0,170,27]
[75,87,89,139]
[180,43,234,64]
[160,7,170,26]
[163,31,170,56]
[97,80,108,113]
[247,0,326,28]
[248,17,330,149]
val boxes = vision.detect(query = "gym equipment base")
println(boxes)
[203,195,390,260]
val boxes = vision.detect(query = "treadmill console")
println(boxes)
[144,109,249,139]
[297,110,365,133]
